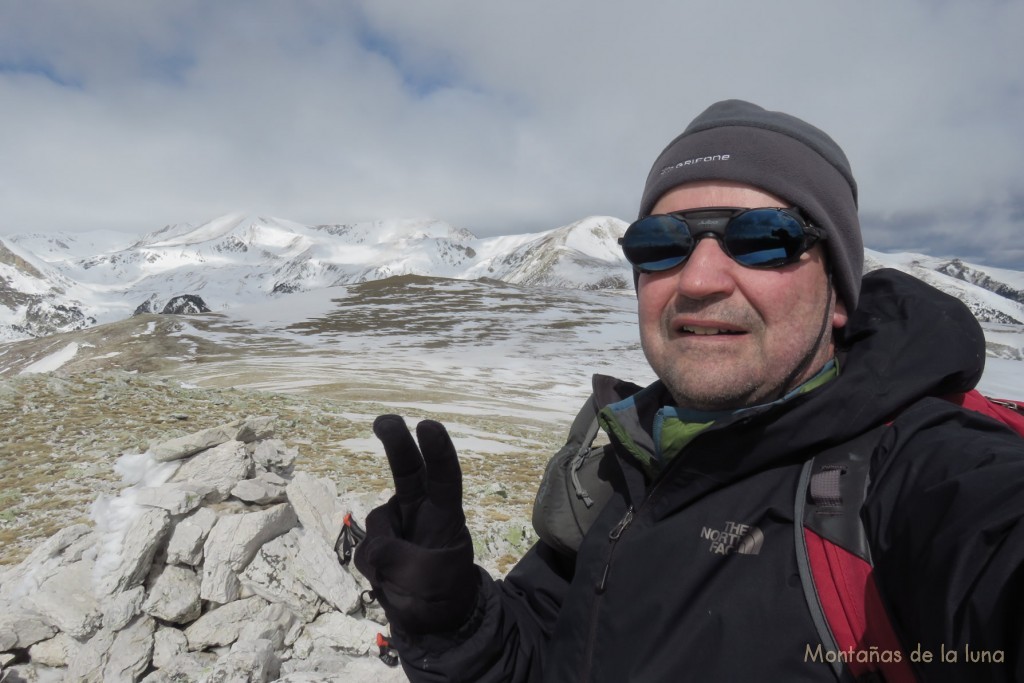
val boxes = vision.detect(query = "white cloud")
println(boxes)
[0,0,1021,266]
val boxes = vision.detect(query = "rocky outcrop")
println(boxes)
[0,416,407,683]
[133,295,159,316]
[161,294,211,315]
[133,294,213,317]
[17,301,96,337]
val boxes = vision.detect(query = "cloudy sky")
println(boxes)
[1,1,1022,267]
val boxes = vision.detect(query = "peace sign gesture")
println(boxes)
[354,415,479,635]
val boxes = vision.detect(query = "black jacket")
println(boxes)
[394,269,1024,682]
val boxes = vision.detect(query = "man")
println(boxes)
[355,100,1024,681]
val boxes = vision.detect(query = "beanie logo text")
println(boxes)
[659,154,731,176]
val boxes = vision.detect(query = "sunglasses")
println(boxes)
[619,206,827,273]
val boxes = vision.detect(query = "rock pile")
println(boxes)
[0,416,408,682]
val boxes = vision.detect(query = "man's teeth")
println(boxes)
[681,326,738,335]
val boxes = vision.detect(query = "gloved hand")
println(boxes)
[354,415,479,635]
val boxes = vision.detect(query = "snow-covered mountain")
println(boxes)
[865,251,1024,326]
[0,214,630,341]
[7,229,137,261]
[0,236,97,340]
[3,212,1024,347]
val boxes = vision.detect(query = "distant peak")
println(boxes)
[138,214,301,248]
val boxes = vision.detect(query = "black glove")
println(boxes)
[354,415,479,635]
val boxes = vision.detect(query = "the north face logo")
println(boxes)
[700,521,764,555]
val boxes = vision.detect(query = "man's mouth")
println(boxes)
[679,325,743,336]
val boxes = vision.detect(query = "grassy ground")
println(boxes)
[0,369,564,572]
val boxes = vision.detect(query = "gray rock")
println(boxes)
[144,564,202,624]
[1,662,69,683]
[207,638,279,683]
[152,625,189,669]
[137,482,215,514]
[201,503,298,604]
[98,506,172,597]
[258,470,290,487]
[65,627,115,682]
[63,527,101,564]
[149,420,243,462]
[279,648,357,679]
[292,528,362,615]
[64,614,156,683]
[165,506,218,566]
[170,439,252,502]
[285,472,346,548]
[28,632,80,667]
[104,615,157,683]
[237,603,303,651]
[184,595,269,651]
[236,416,276,444]
[143,651,218,683]
[26,559,102,638]
[102,585,145,631]
[0,523,92,603]
[150,417,276,463]
[291,610,379,659]
[239,530,323,623]
[0,609,58,650]
[232,477,287,505]
[201,561,242,607]
[251,438,298,475]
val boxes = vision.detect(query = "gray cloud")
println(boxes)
[1,0,1022,267]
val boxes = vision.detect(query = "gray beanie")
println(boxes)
[638,99,863,309]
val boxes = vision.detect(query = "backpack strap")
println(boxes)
[795,426,918,683]
[532,393,616,557]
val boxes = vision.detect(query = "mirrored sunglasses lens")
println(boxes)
[623,216,693,271]
[726,210,805,266]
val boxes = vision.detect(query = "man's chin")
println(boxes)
[662,377,764,412]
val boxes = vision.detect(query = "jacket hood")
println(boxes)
[835,267,985,419]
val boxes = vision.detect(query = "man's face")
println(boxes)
[637,181,848,411]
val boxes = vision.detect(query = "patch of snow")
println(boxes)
[90,452,179,588]
[19,342,80,374]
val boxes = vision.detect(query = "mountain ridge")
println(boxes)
[0,215,630,341]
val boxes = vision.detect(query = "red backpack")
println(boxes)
[797,390,1024,682]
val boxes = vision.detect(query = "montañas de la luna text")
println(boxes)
[804,643,1006,665]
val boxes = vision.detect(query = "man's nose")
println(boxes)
[672,236,738,299]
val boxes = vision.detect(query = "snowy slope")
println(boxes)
[866,250,1024,324]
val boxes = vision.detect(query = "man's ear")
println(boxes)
[832,295,849,330]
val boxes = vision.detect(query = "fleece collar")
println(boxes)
[599,360,839,478]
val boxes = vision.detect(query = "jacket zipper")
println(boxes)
[597,506,634,592]
[579,504,635,682]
